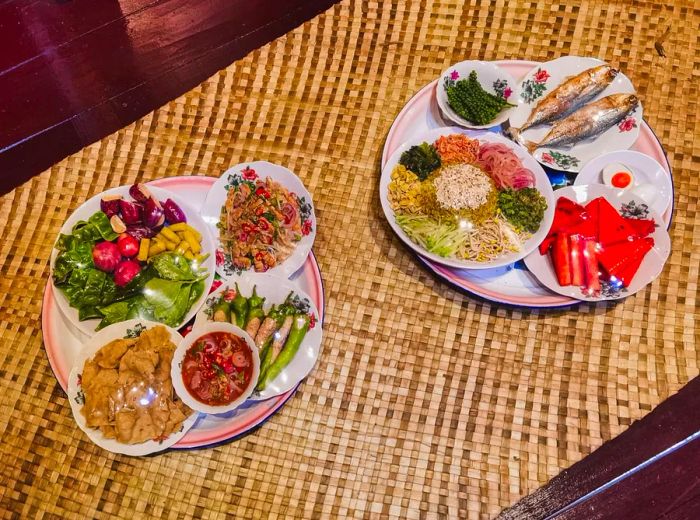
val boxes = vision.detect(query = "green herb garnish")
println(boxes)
[497,188,548,233]
[399,142,441,180]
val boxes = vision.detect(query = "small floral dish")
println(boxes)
[574,150,672,216]
[436,60,519,129]
[171,322,260,415]
[67,319,197,456]
[201,161,316,280]
[509,56,642,173]
[524,184,670,301]
[194,273,322,401]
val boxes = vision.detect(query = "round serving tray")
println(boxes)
[381,59,673,308]
[42,175,325,449]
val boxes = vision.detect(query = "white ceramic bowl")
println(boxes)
[171,322,260,415]
[194,273,322,401]
[66,319,197,456]
[436,60,519,129]
[379,127,555,269]
[575,150,672,216]
[201,161,317,279]
[50,184,216,337]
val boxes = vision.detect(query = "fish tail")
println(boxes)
[524,140,539,154]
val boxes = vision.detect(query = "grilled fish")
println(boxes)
[523,94,639,153]
[515,65,619,133]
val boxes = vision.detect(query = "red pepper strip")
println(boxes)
[552,233,572,286]
[569,235,584,287]
[583,239,600,295]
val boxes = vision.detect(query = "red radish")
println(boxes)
[117,234,140,258]
[92,241,121,272]
[569,235,584,287]
[552,233,572,286]
[583,239,600,295]
[114,260,141,287]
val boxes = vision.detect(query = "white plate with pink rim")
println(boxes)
[381,59,673,308]
[379,126,555,270]
[200,161,316,280]
[66,319,198,456]
[574,150,672,216]
[523,184,671,301]
[194,273,322,401]
[508,56,642,173]
[49,184,216,337]
[43,175,326,449]
[436,60,519,129]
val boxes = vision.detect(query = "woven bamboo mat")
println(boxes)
[1,1,699,518]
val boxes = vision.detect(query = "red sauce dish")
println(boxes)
[172,323,259,414]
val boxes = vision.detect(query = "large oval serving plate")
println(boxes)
[66,319,197,456]
[49,184,216,337]
[380,127,555,269]
[508,56,642,173]
[523,184,671,301]
[194,273,322,401]
[201,161,317,280]
[43,176,326,449]
[382,60,673,308]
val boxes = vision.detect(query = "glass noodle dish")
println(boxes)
[388,133,548,263]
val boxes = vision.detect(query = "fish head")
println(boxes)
[623,94,640,110]
[607,93,639,110]
[591,65,619,83]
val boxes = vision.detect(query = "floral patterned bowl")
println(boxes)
[200,161,316,280]
[508,56,642,173]
[435,60,519,129]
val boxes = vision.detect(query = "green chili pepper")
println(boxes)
[212,298,231,322]
[232,283,248,328]
[248,286,265,310]
[257,314,310,391]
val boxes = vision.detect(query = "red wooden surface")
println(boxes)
[0,0,338,195]
[498,376,700,519]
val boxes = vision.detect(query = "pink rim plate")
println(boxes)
[382,60,673,308]
[41,175,325,449]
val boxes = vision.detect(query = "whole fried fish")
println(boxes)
[523,94,639,153]
[515,65,619,133]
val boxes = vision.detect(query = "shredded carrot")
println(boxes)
[434,134,480,164]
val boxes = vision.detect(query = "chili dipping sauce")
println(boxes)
[181,332,253,406]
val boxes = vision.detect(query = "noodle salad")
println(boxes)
[387,133,548,263]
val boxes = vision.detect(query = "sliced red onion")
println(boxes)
[163,198,187,224]
[119,200,142,224]
[144,197,165,228]
[100,195,122,217]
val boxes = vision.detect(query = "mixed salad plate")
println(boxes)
[381,58,673,307]
[43,173,324,455]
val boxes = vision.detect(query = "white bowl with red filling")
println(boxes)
[171,322,260,415]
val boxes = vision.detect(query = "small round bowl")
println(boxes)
[436,60,519,129]
[171,322,260,415]
[575,150,672,217]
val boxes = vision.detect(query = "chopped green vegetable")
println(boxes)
[395,214,467,257]
[399,142,441,180]
[446,70,514,125]
[497,188,548,233]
